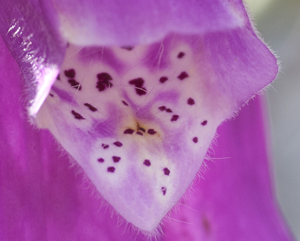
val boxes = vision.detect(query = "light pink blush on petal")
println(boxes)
[35,31,276,232]
[36,35,226,232]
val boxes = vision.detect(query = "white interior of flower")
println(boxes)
[36,35,230,232]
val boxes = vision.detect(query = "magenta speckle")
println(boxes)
[171,115,179,122]
[159,106,166,111]
[178,71,189,80]
[71,110,85,120]
[148,129,157,135]
[113,156,121,163]
[163,168,170,176]
[107,167,115,173]
[102,144,109,149]
[161,187,167,195]
[122,100,129,106]
[84,103,97,112]
[143,159,151,166]
[98,158,105,163]
[96,73,113,92]
[113,141,123,147]
[68,79,82,90]
[201,120,208,126]
[177,52,185,58]
[121,46,134,50]
[129,78,147,96]
[159,76,168,84]
[187,98,195,105]
[64,69,75,78]
[124,129,134,134]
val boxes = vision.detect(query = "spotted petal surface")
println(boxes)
[36,31,277,231]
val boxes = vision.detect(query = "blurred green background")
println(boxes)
[246,0,300,239]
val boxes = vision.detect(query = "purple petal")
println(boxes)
[51,0,247,46]
[203,27,278,109]
[0,0,280,234]
[162,97,294,240]
[0,37,154,241]
[35,25,277,231]
[0,38,292,239]
[0,0,66,115]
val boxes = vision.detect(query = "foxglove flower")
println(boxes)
[0,0,292,238]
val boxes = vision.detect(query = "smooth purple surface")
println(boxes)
[51,0,247,46]
[0,37,149,241]
[35,25,278,230]
[0,0,66,114]
[163,97,295,240]
[203,27,278,109]
[0,36,294,240]
[0,0,292,239]
[0,0,276,117]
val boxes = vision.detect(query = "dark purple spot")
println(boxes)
[143,159,151,166]
[171,115,179,122]
[98,158,105,163]
[135,87,146,96]
[147,129,157,135]
[202,216,211,234]
[96,82,105,91]
[187,98,195,105]
[129,78,144,87]
[68,79,82,90]
[122,100,129,106]
[71,110,85,120]
[159,106,166,111]
[64,69,75,78]
[121,46,134,51]
[97,72,112,82]
[201,120,208,126]
[177,52,185,59]
[159,76,168,84]
[56,74,60,80]
[193,137,198,143]
[136,131,143,136]
[166,108,172,113]
[129,78,147,96]
[96,73,113,92]
[107,167,115,173]
[163,168,170,176]
[49,93,54,97]
[124,128,134,134]
[139,127,146,133]
[112,156,121,163]
[177,71,189,80]
[161,187,167,195]
[84,103,97,112]
[113,141,123,147]
[102,144,109,149]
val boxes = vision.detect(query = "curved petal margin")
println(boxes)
[0,0,66,116]
[163,97,294,241]
[35,25,277,231]
[51,0,248,46]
